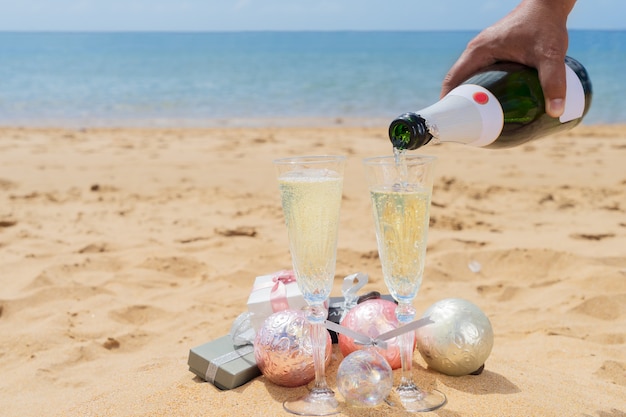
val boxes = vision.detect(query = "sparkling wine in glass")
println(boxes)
[363,154,446,413]
[274,155,346,416]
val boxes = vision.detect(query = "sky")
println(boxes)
[0,0,623,32]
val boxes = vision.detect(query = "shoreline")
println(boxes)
[0,116,391,130]
[1,119,625,130]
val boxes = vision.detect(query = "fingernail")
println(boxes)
[548,99,564,117]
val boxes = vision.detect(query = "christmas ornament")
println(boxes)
[338,298,409,369]
[254,309,332,387]
[416,298,494,376]
[336,348,393,407]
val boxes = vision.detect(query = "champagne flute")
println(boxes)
[363,154,446,412]
[274,155,345,416]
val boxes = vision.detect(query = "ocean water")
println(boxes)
[0,30,624,127]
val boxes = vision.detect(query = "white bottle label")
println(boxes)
[560,64,586,123]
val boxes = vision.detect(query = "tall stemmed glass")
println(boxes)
[363,154,446,413]
[274,155,345,416]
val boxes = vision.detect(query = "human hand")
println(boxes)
[441,0,576,118]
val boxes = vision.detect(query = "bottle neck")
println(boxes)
[388,113,433,150]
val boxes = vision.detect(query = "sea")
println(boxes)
[0,30,624,127]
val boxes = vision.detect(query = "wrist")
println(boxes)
[521,0,576,22]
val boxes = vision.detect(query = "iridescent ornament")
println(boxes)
[336,349,393,407]
[416,298,494,376]
[254,309,332,387]
[338,298,409,369]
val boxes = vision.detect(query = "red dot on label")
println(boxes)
[473,92,489,105]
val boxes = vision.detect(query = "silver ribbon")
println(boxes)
[340,272,368,321]
[325,316,433,350]
[205,344,255,384]
[230,311,256,347]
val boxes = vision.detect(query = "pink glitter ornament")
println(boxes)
[338,298,414,370]
[254,309,332,387]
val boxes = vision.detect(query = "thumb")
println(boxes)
[537,58,567,118]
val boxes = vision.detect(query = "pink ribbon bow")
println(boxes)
[253,270,297,313]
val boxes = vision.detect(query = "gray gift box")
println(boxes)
[187,335,261,390]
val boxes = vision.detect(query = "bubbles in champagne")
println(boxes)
[370,186,430,302]
[281,168,340,180]
[278,169,343,304]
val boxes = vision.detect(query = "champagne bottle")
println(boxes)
[389,56,592,150]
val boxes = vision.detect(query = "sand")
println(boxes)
[0,125,624,417]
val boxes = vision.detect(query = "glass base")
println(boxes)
[283,389,340,416]
[387,386,447,413]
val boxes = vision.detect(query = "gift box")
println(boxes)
[188,335,261,390]
[247,270,307,331]
[327,292,397,344]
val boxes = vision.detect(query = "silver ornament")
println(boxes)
[416,298,494,376]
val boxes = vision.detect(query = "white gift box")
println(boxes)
[247,270,308,331]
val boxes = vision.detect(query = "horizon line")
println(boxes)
[0,28,624,34]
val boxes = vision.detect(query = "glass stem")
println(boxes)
[396,302,417,390]
[308,304,332,394]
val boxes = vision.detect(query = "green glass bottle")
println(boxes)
[389,56,592,150]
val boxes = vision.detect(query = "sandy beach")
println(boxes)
[0,124,624,417]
